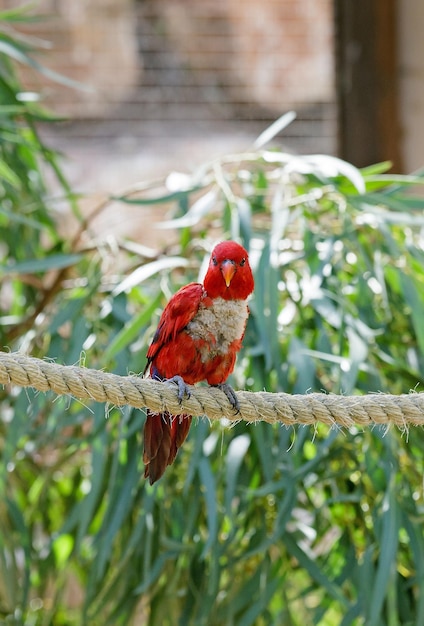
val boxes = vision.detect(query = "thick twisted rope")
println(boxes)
[0,351,423,428]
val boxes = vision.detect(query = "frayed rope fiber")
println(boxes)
[0,351,423,428]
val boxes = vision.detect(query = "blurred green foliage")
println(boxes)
[1,6,424,626]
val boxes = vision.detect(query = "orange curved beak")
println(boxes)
[221,260,236,287]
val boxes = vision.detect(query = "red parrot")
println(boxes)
[143,240,254,484]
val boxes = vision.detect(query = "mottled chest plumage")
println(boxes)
[186,296,249,359]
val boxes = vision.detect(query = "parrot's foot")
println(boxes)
[166,375,191,404]
[214,382,240,413]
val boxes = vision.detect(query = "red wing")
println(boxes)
[145,282,204,366]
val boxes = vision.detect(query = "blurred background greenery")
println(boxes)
[2,5,424,626]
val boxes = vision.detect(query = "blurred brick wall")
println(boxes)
[153,0,334,112]
[8,0,335,152]
[134,0,335,151]
[7,0,140,117]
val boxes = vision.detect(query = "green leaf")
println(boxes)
[284,535,349,608]
[1,253,83,274]
[0,159,21,187]
[113,188,200,206]
[399,272,424,356]
[112,256,189,295]
[52,534,74,569]
[0,4,42,23]
[0,38,90,91]
[225,434,250,513]
[104,291,163,361]
[367,487,399,625]
[253,110,297,149]
[198,458,218,559]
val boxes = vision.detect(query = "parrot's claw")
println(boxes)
[215,382,240,413]
[166,375,191,404]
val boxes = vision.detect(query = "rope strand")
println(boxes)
[0,351,423,428]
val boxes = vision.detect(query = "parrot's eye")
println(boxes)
[240,258,246,266]
[212,256,218,266]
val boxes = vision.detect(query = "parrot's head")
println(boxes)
[204,241,254,300]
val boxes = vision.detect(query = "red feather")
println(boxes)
[143,241,254,484]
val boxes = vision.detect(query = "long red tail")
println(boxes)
[143,411,192,484]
